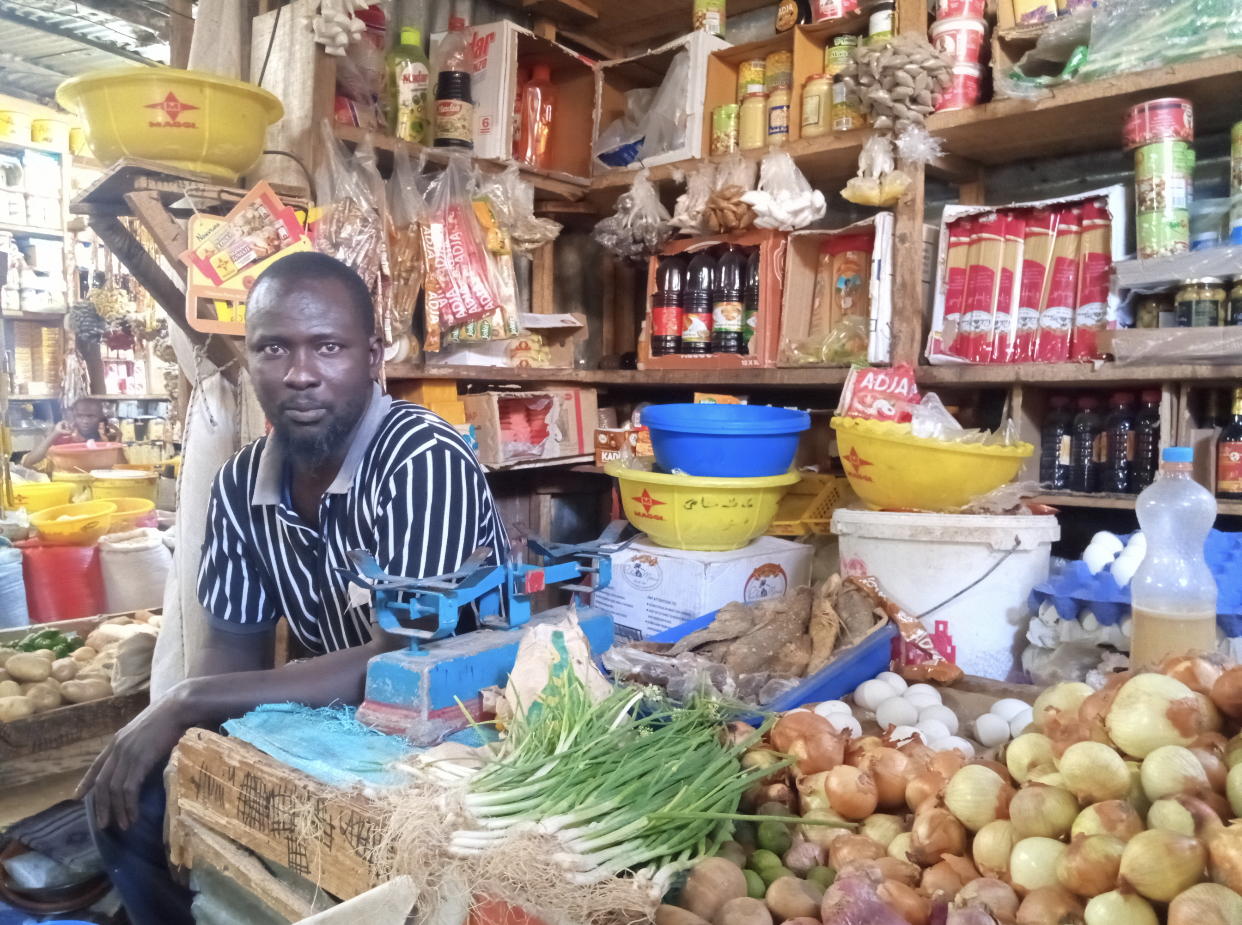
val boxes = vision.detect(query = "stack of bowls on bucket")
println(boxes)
[605,404,809,551]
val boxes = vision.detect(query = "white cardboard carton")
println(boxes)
[595,536,813,641]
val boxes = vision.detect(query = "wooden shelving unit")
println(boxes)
[1033,491,1242,517]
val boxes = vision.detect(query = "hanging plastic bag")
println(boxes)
[743,151,826,231]
[386,143,428,344]
[592,88,656,169]
[637,51,691,162]
[671,162,715,234]
[478,165,560,256]
[842,135,912,208]
[704,153,759,234]
[592,168,674,263]
[445,170,522,345]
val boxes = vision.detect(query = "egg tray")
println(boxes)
[1028,529,1242,633]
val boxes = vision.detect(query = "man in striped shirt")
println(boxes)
[80,252,506,925]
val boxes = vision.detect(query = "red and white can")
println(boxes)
[930,17,989,65]
[935,63,984,113]
[1122,98,1194,151]
[937,0,985,19]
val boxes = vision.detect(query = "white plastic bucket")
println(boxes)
[831,509,1060,681]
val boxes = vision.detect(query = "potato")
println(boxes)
[0,668,9,684]
[75,667,110,683]
[20,679,59,695]
[50,658,78,682]
[657,908,711,925]
[765,877,824,922]
[0,695,32,721]
[103,616,133,626]
[61,678,112,703]
[26,684,61,713]
[72,646,98,663]
[680,857,749,922]
[713,897,773,925]
[6,653,51,683]
[0,680,19,699]
[0,647,15,667]
[133,610,153,623]
[717,841,748,870]
[32,648,56,662]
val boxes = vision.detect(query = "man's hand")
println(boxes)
[53,419,74,438]
[76,688,189,830]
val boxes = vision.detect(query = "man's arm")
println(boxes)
[22,420,71,467]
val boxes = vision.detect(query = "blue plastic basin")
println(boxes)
[642,404,811,477]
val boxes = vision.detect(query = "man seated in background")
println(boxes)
[22,397,121,471]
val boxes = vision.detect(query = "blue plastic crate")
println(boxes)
[647,611,897,721]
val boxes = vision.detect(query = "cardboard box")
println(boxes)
[701,34,795,152]
[592,31,730,175]
[424,313,588,369]
[637,229,788,370]
[463,387,598,467]
[389,380,459,405]
[594,536,814,641]
[431,21,596,177]
[777,214,895,368]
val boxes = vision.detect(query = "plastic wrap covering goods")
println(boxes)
[1078,0,1242,82]
[17,539,106,623]
[0,539,28,629]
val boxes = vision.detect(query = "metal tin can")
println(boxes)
[832,74,865,131]
[1137,209,1190,260]
[825,35,859,76]
[712,104,740,155]
[1123,98,1194,151]
[1135,140,1193,214]
[738,59,766,102]
[765,51,793,92]
[868,0,895,44]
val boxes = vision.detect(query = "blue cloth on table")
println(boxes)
[1029,529,1242,634]
[222,703,500,789]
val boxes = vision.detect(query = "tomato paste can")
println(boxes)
[1123,98,1194,151]
[934,63,984,112]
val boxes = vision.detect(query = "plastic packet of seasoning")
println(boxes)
[183,181,306,287]
[423,154,500,338]
[479,165,560,256]
[836,364,920,421]
[385,143,428,345]
[445,187,520,344]
[781,315,870,367]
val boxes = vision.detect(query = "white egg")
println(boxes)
[888,725,920,745]
[1009,707,1035,738]
[823,713,862,738]
[915,719,951,741]
[903,691,942,712]
[855,679,899,712]
[1111,551,1142,587]
[934,736,976,758]
[988,698,1030,723]
[904,683,942,704]
[917,704,960,736]
[1089,531,1125,556]
[875,697,919,730]
[876,671,908,693]
[974,712,1011,748]
[813,700,853,718]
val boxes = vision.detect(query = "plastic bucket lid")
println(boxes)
[642,404,810,436]
[831,509,1060,550]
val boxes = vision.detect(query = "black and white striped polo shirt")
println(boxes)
[197,386,508,654]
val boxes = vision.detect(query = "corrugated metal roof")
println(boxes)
[0,0,168,105]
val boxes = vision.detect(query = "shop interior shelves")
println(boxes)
[1033,490,1242,517]
[385,361,854,387]
[918,363,1242,388]
[0,138,63,159]
[0,222,63,240]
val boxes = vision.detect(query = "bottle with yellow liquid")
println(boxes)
[388,27,431,145]
[1129,446,1219,668]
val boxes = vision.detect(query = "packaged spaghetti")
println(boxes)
[1011,208,1058,363]
[989,211,1027,364]
[1069,198,1112,361]
[1034,205,1083,363]
[386,143,428,345]
[424,154,500,337]
[952,213,1003,362]
[938,218,973,355]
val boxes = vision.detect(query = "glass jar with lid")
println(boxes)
[767,87,791,146]
[1135,293,1172,328]
[1228,277,1242,326]
[739,91,767,151]
[1175,278,1227,327]
[802,74,831,138]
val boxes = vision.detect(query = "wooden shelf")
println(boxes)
[98,393,172,401]
[388,361,853,388]
[0,221,63,240]
[918,362,1242,388]
[485,453,596,472]
[1033,490,1242,516]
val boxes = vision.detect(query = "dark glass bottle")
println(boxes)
[1218,386,1242,500]
[651,255,686,357]
[1070,395,1104,493]
[742,248,760,356]
[1039,395,1073,490]
[1133,389,1162,492]
[1100,391,1137,494]
[434,17,474,149]
[682,251,715,355]
[712,245,745,355]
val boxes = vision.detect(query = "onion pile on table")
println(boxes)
[660,654,1242,925]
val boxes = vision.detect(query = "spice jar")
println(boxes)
[1228,278,1242,326]
[832,74,865,131]
[737,59,766,101]
[739,91,768,151]
[1175,278,1226,327]
[712,104,739,155]
[767,87,791,147]
[802,74,831,138]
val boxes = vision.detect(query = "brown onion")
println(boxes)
[1009,784,1079,840]
[1200,788,1234,821]
[1016,886,1085,925]
[972,758,1013,782]
[771,712,846,775]
[828,833,886,869]
[1207,820,1242,894]
[1070,801,1145,842]
[921,856,975,903]
[878,880,930,925]
[930,749,967,779]
[845,735,884,766]
[909,807,966,867]
[1174,794,1226,841]
[755,781,797,810]
[1211,667,1242,720]
[1160,653,1224,696]
[1190,733,1230,793]
[825,764,878,820]
[897,734,936,775]
[953,878,1019,920]
[872,856,921,887]
[725,721,758,748]
[1168,882,1242,925]
[906,770,947,813]
[1079,673,1128,731]
[1056,834,1124,898]
[858,747,912,811]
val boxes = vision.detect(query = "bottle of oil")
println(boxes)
[650,255,686,357]
[682,251,715,354]
[1038,395,1073,489]
[712,244,745,354]
[1133,389,1162,492]
[742,248,760,355]
[388,27,431,144]
[1069,395,1104,493]
[1218,386,1242,500]
[1129,446,1218,668]
[1100,391,1136,494]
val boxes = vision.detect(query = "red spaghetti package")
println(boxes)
[425,154,500,330]
[989,211,1027,364]
[952,212,1003,363]
[837,364,920,421]
[1011,208,1058,363]
[1034,205,1083,363]
[938,218,973,356]
[1069,198,1112,361]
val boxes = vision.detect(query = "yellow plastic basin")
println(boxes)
[91,469,158,503]
[831,417,1033,512]
[606,458,800,551]
[106,497,156,533]
[10,481,74,513]
[30,501,117,546]
[56,67,283,181]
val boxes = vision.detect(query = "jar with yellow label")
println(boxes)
[825,35,858,77]
[831,74,865,132]
[765,51,793,92]
[737,59,765,102]
[767,87,791,146]
[802,74,830,138]
[739,91,768,151]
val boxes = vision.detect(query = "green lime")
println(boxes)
[744,869,766,899]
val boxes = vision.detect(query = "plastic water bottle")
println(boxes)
[1129,446,1218,668]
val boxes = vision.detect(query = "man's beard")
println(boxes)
[273,412,357,468]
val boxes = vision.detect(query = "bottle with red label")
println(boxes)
[1100,391,1137,494]
[1133,389,1163,492]
[1070,394,1104,493]
[1218,386,1242,500]
[682,250,715,354]
[742,248,760,354]
[651,255,686,357]
[434,16,474,149]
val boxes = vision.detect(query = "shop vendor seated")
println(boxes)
[21,396,122,471]
[78,252,508,925]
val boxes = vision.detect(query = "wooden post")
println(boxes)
[958,166,987,206]
[532,242,556,313]
[169,0,194,70]
[889,160,927,368]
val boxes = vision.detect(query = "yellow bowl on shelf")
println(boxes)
[606,458,800,551]
[831,417,1033,512]
[105,497,156,533]
[10,481,74,513]
[56,67,283,181]
[30,501,117,546]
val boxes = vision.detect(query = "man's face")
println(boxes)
[245,277,382,467]
[72,402,105,439]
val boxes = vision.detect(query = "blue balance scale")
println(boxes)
[341,521,634,744]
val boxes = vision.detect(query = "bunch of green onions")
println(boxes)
[406,669,793,887]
